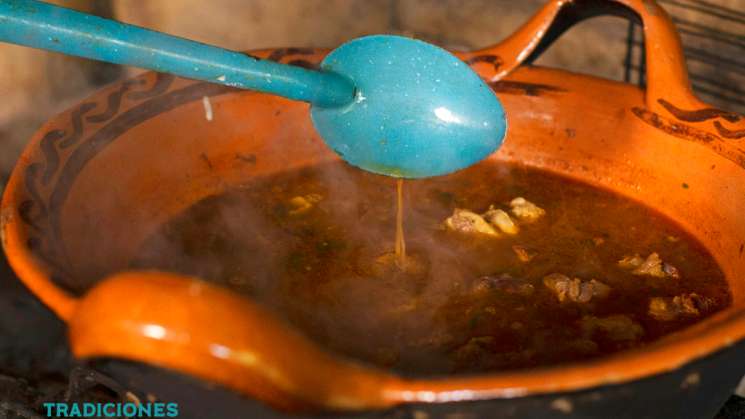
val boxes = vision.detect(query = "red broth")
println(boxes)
[133,161,731,376]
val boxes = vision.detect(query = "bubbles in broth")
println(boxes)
[132,161,731,376]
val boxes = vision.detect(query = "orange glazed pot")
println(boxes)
[2,0,745,417]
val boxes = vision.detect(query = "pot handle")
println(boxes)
[66,270,401,411]
[462,0,711,115]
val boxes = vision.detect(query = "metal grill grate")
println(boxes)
[624,0,745,113]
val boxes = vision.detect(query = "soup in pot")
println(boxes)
[133,161,731,376]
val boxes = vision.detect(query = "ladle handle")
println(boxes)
[0,0,355,107]
[467,0,710,115]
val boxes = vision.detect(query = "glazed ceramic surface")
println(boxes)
[2,0,745,414]
[312,34,507,178]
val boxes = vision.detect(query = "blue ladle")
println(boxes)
[0,0,506,178]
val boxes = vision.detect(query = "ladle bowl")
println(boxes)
[312,34,506,178]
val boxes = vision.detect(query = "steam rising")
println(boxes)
[128,159,730,376]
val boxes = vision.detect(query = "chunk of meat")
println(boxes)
[581,315,644,342]
[509,197,545,222]
[633,253,667,277]
[543,273,611,303]
[648,293,714,321]
[472,274,534,296]
[512,245,536,263]
[618,254,644,269]
[618,252,680,278]
[288,193,323,215]
[444,209,499,237]
[483,206,519,235]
